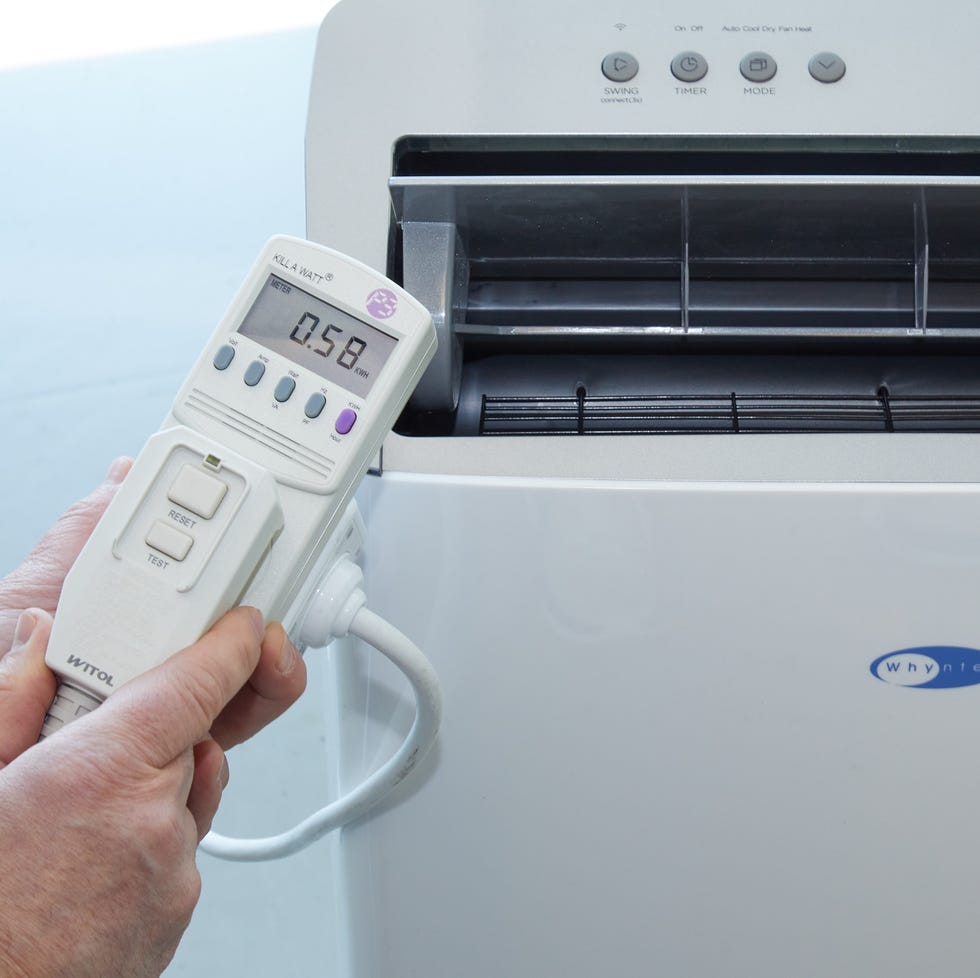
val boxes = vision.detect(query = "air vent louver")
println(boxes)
[480,388,980,435]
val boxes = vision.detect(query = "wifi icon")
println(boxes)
[615,22,627,31]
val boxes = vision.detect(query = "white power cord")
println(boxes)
[199,557,442,862]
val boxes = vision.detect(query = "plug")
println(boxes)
[298,555,367,648]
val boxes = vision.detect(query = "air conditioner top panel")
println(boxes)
[308,0,980,265]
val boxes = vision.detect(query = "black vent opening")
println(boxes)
[389,138,980,436]
[480,386,980,435]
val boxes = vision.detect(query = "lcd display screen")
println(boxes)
[238,275,397,398]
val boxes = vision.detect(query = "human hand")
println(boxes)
[0,605,306,978]
[0,457,133,655]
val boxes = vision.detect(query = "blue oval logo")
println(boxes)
[870,646,980,688]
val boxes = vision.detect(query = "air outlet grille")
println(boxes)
[479,389,980,435]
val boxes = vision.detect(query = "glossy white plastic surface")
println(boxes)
[305,0,980,973]
[337,472,980,978]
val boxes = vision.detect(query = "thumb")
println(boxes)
[0,610,57,768]
[93,607,266,768]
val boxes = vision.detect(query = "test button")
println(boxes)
[146,520,193,561]
[168,464,228,519]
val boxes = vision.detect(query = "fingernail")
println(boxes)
[105,457,132,484]
[277,632,299,676]
[10,611,37,656]
[218,756,230,790]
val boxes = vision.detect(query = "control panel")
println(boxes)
[601,47,846,85]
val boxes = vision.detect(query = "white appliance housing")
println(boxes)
[307,1,980,975]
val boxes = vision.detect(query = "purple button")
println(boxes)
[335,408,358,435]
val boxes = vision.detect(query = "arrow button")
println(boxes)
[808,51,846,83]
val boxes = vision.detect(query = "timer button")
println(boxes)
[274,377,296,403]
[213,345,235,370]
[305,393,326,419]
[671,51,708,83]
[335,408,358,435]
[244,361,265,386]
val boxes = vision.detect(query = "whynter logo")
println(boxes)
[870,646,980,689]
[66,654,114,688]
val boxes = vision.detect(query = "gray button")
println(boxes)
[146,519,193,562]
[167,464,228,520]
[601,51,639,83]
[305,392,326,419]
[212,344,235,370]
[274,376,296,403]
[809,52,846,83]
[244,360,265,386]
[671,51,708,83]
[740,51,777,82]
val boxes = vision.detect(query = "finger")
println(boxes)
[0,610,57,768]
[154,748,207,860]
[186,737,228,840]
[210,622,307,750]
[0,458,132,654]
[96,606,266,768]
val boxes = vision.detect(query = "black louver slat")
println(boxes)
[480,388,980,435]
